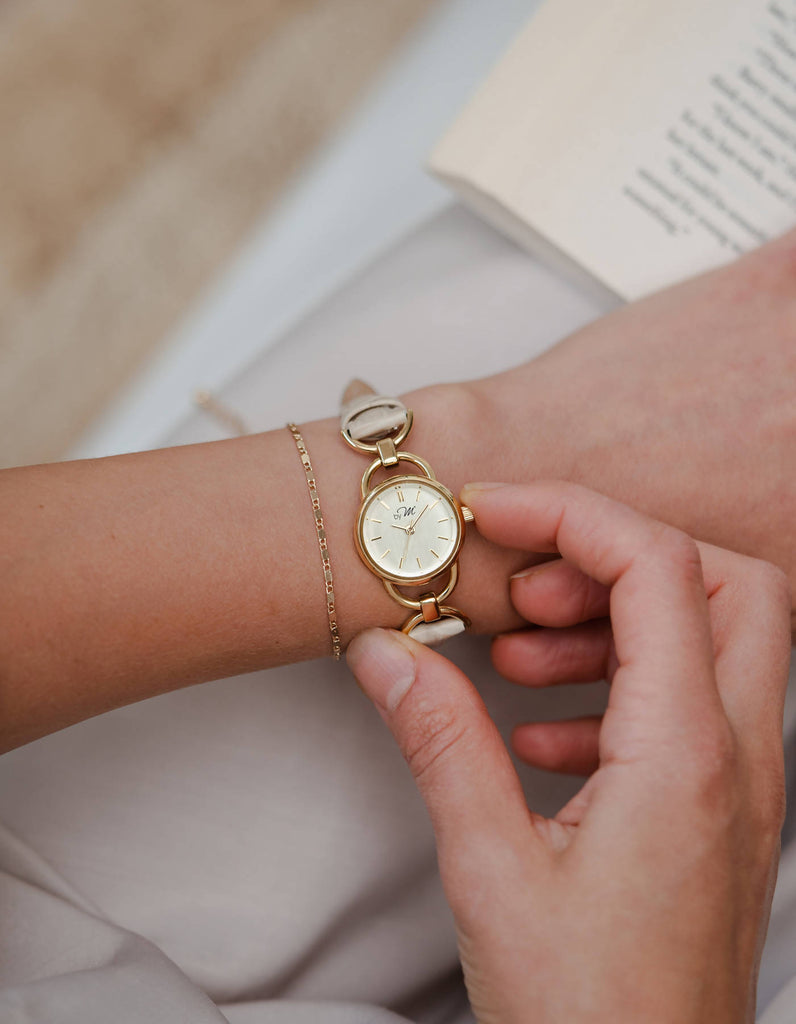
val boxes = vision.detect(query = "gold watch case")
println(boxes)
[354,475,467,587]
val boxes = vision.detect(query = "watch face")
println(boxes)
[356,476,464,585]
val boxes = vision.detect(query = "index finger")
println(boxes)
[461,481,723,748]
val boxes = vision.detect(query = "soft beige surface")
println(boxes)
[0,0,435,469]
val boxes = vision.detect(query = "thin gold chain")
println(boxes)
[287,423,342,660]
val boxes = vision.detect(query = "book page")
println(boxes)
[430,0,796,300]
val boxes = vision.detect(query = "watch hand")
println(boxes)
[408,504,430,535]
[401,528,412,567]
[391,524,409,533]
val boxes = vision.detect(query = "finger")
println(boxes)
[347,628,543,868]
[492,620,615,687]
[698,542,792,775]
[461,481,723,750]
[512,717,602,776]
[510,559,610,627]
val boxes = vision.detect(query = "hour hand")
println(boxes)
[391,523,409,533]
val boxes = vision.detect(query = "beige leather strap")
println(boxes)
[401,610,469,644]
[339,380,408,443]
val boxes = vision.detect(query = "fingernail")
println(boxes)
[460,482,508,502]
[510,560,559,581]
[346,628,417,713]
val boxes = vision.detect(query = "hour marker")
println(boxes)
[416,486,421,501]
[379,499,390,510]
[366,517,382,523]
[438,536,450,541]
[438,517,449,523]
[430,548,440,559]
[380,549,391,559]
[399,555,404,569]
[371,535,382,541]
[395,486,404,502]
[416,556,422,569]
[429,499,440,510]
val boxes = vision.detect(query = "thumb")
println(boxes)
[347,629,537,864]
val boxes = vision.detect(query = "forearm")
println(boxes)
[0,383,526,752]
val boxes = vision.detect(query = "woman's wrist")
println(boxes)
[304,379,539,647]
[0,375,550,751]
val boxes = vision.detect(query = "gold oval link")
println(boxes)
[341,408,414,454]
[382,564,459,611]
[360,451,436,499]
[381,581,421,611]
[401,606,471,644]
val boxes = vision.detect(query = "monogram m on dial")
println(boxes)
[341,386,474,644]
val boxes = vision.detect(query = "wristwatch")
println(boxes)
[340,383,473,644]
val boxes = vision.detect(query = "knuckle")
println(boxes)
[647,523,702,575]
[545,632,580,679]
[756,770,787,840]
[736,769,787,870]
[672,728,740,843]
[748,745,788,838]
[682,721,786,850]
[402,701,468,785]
[688,723,738,800]
[572,571,601,623]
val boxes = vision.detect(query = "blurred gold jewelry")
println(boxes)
[194,390,248,437]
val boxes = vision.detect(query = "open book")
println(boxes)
[429,0,796,301]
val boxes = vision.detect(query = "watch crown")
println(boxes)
[461,505,475,525]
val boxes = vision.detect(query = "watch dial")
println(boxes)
[358,477,462,583]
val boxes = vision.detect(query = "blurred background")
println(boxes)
[0,0,436,468]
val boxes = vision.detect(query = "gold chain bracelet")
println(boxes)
[287,423,342,660]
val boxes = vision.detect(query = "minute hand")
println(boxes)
[408,504,430,535]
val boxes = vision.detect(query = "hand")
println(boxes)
[347,481,791,1023]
